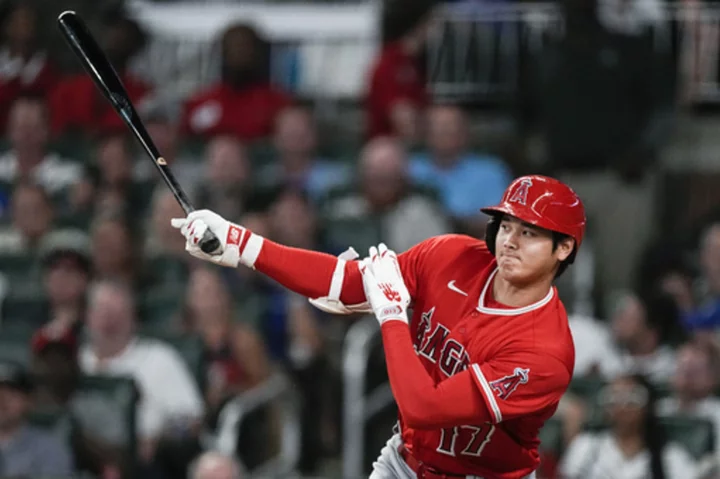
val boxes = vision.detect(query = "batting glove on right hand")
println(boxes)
[359,243,411,325]
[170,210,264,269]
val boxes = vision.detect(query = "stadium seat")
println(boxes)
[322,217,383,256]
[71,375,140,476]
[567,377,606,424]
[538,416,564,457]
[0,329,33,366]
[660,416,715,460]
[144,255,190,290]
[1,292,47,331]
[138,286,185,331]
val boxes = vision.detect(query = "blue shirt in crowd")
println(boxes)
[409,152,512,219]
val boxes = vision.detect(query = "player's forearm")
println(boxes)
[380,321,491,429]
[254,239,366,304]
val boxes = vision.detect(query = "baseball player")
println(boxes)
[171,175,586,479]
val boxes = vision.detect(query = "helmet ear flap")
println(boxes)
[484,214,501,256]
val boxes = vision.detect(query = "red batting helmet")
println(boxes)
[481,175,586,253]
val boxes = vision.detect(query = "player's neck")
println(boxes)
[492,275,553,308]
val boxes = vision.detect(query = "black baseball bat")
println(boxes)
[57,10,222,255]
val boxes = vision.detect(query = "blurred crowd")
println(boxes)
[0,0,719,478]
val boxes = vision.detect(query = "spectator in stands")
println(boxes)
[90,213,141,288]
[367,0,435,143]
[608,290,682,384]
[29,327,125,479]
[257,105,350,202]
[80,280,204,469]
[51,6,152,136]
[323,136,450,253]
[0,359,74,476]
[0,181,53,254]
[0,2,60,131]
[30,326,79,410]
[675,223,720,333]
[263,189,330,473]
[182,267,272,470]
[0,95,81,202]
[568,313,619,379]
[195,136,252,222]
[697,222,720,306]
[410,105,513,236]
[522,0,674,297]
[658,340,720,466]
[145,188,190,261]
[189,451,243,479]
[184,267,270,408]
[637,242,697,315]
[182,23,291,140]
[32,229,91,334]
[88,133,154,219]
[135,96,203,197]
[560,374,698,478]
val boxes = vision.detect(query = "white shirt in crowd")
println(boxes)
[79,337,204,439]
[611,345,678,385]
[559,432,699,479]
[0,151,81,195]
[568,315,677,383]
[569,315,622,378]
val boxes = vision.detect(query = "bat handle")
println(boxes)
[199,230,223,255]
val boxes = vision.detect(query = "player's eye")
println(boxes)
[522,229,536,237]
[500,223,510,232]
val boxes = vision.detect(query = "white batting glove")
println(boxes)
[170,210,264,269]
[359,243,410,325]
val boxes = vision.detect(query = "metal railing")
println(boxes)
[428,2,720,105]
[202,371,301,478]
[342,316,394,479]
[128,2,720,107]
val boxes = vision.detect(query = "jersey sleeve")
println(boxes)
[338,235,458,305]
[469,349,571,424]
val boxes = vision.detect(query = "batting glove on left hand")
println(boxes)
[360,243,410,325]
[170,209,264,269]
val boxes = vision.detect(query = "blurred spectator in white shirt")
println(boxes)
[658,340,720,467]
[79,280,204,465]
[560,374,699,479]
[607,290,683,384]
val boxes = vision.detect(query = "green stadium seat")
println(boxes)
[71,375,139,475]
[1,293,47,330]
[144,256,190,290]
[139,291,183,332]
[322,217,383,256]
[567,377,606,425]
[0,324,34,366]
[539,416,564,457]
[661,416,715,460]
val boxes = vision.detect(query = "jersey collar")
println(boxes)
[477,268,554,316]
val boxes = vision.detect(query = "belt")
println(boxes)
[398,444,467,479]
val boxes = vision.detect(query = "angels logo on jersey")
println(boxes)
[489,367,530,400]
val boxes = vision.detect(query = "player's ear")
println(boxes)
[555,237,574,262]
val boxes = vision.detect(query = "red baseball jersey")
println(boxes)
[50,73,152,135]
[366,42,427,139]
[181,82,292,140]
[394,234,575,478]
